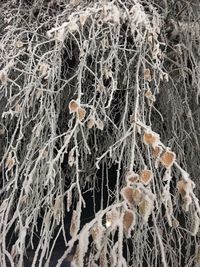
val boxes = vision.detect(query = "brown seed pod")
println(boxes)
[143,131,159,147]
[123,210,135,237]
[140,170,153,185]
[77,107,86,121]
[69,100,79,113]
[160,151,176,169]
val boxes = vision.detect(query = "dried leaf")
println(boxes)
[0,70,8,84]
[80,14,87,27]
[68,148,75,166]
[86,116,95,129]
[139,196,153,222]
[123,210,135,237]
[140,169,153,185]
[96,119,104,130]
[15,40,24,48]
[5,153,15,171]
[106,209,119,229]
[132,188,143,205]
[38,63,49,76]
[0,128,5,135]
[144,68,151,81]
[77,107,86,121]
[69,100,79,113]
[70,210,79,237]
[143,131,159,147]
[125,171,139,184]
[152,146,162,158]
[121,186,134,205]
[53,198,61,219]
[160,151,176,169]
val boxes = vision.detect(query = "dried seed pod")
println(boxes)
[144,68,151,81]
[139,196,153,222]
[132,188,143,205]
[69,100,79,113]
[143,131,159,147]
[121,186,134,205]
[77,107,86,121]
[125,171,139,185]
[160,151,176,169]
[123,210,135,237]
[140,169,153,185]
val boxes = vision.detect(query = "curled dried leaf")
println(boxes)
[77,107,86,121]
[69,100,79,113]
[160,151,176,169]
[140,169,153,185]
[143,131,159,147]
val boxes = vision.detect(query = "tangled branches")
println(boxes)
[0,0,200,266]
